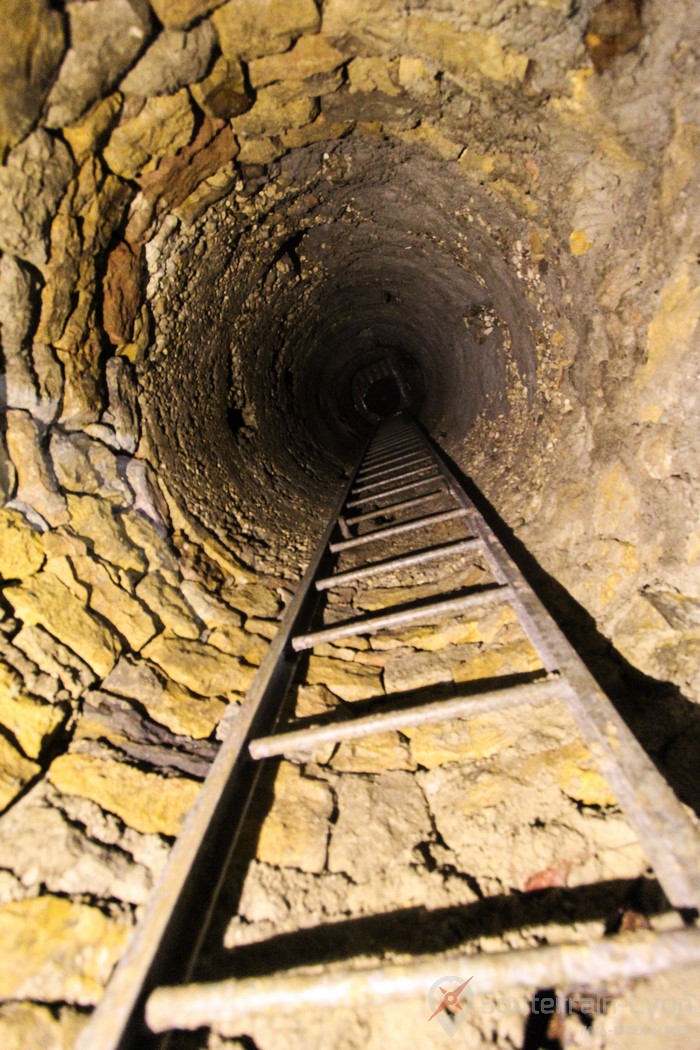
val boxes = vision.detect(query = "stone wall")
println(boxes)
[0,0,698,1044]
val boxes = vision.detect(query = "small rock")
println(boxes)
[72,555,157,652]
[149,0,226,29]
[190,55,252,120]
[328,771,432,882]
[0,256,46,418]
[249,34,344,87]
[4,571,120,677]
[0,129,74,268]
[121,509,178,578]
[293,683,342,718]
[280,113,352,150]
[49,430,133,505]
[0,662,66,759]
[45,0,153,127]
[137,115,239,214]
[0,508,45,580]
[135,572,201,639]
[451,639,542,683]
[383,648,455,693]
[244,616,278,639]
[125,459,170,529]
[347,56,401,96]
[5,411,67,526]
[306,654,383,702]
[0,894,131,1004]
[142,633,256,696]
[0,735,40,811]
[12,623,95,699]
[0,1000,87,1049]
[102,242,143,347]
[48,751,200,837]
[65,494,147,574]
[103,655,227,739]
[120,21,216,97]
[331,732,416,773]
[180,580,243,628]
[207,625,268,664]
[212,0,320,60]
[405,714,517,769]
[55,331,104,429]
[256,762,333,873]
[63,94,123,165]
[231,91,316,139]
[219,582,281,618]
[0,0,65,156]
[0,787,152,903]
[103,89,194,179]
[554,742,617,807]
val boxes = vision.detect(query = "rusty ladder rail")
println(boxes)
[78,416,700,1049]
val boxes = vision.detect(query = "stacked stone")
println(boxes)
[0,0,697,1044]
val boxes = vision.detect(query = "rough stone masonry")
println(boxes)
[0,0,698,1046]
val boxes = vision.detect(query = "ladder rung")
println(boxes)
[344,488,444,526]
[329,507,468,552]
[364,438,417,457]
[292,584,510,651]
[315,537,481,590]
[357,451,429,478]
[365,439,416,458]
[249,676,559,759]
[146,928,700,1032]
[366,433,420,450]
[347,473,440,508]
[351,464,435,496]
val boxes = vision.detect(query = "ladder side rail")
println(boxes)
[75,442,370,1050]
[418,423,700,910]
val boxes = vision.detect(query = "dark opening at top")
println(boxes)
[364,375,402,418]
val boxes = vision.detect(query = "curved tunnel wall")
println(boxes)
[142,137,555,561]
[0,0,698,1038]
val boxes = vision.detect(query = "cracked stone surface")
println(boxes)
[0,0,698,1045]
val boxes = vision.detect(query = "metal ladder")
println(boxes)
[79,416,700,1049]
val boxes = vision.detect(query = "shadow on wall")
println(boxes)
[438,446,700,822]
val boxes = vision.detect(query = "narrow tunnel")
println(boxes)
[0,0,699,1046]
[143,136,552,566]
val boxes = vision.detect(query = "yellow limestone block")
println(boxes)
[406,17,530,84]
[0,735,40,810]
[306,654,383,701]
[4,571,120,677]
[406,714,518,769]
[452,638,541,683]
[0,1001,87,1050]
[0,509,45,580]
[212,0,320,61]
[48,753,200,836]
[65,494,147,574]
[522,742,617,807]
[0,895,130,1005]
[142,633,256,697]
[257,762,333,873]
[63,94,122,165]
[0,663,65,758]
[331,732,416,773]
[103,89,194,179]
